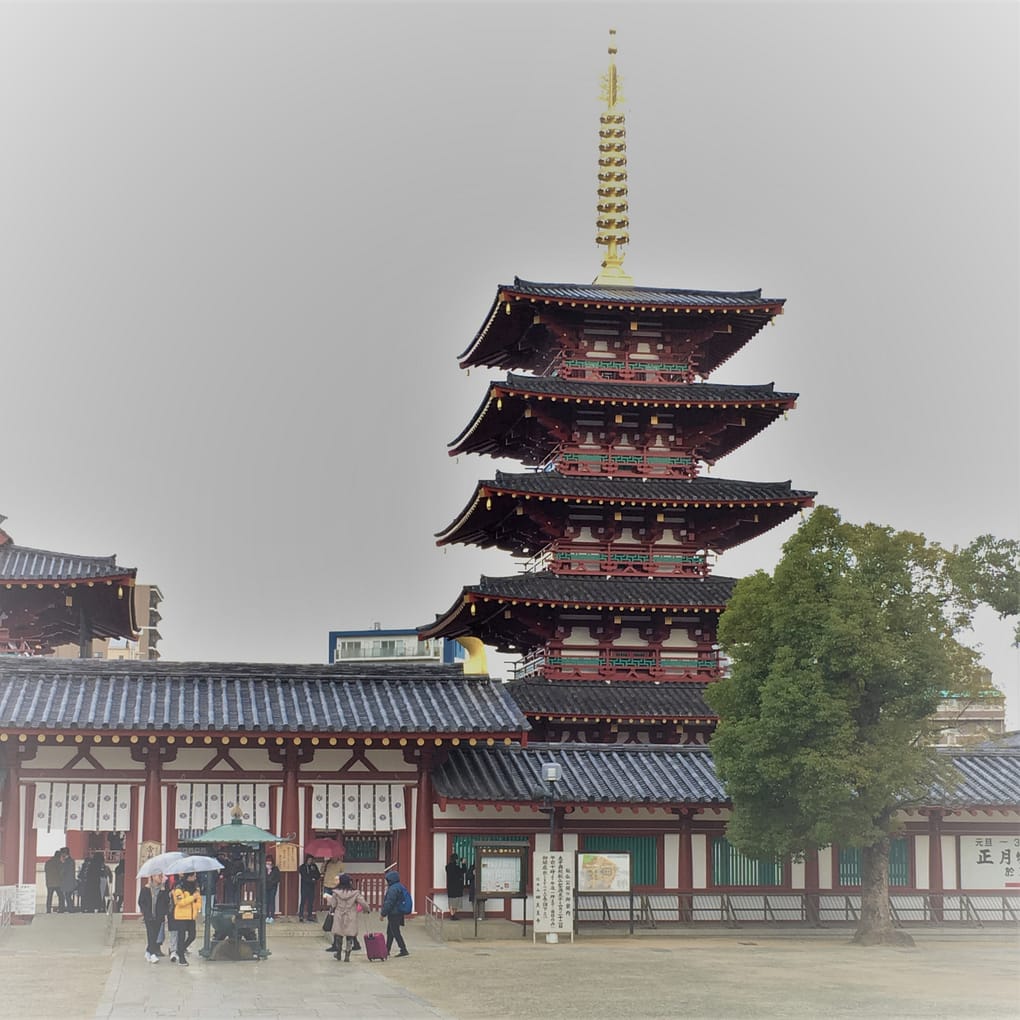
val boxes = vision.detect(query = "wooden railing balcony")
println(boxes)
[553,449,699,479]
[554,357,695,384]
[528,544,710,578]
[514,647,722,682]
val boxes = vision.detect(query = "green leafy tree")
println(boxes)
[706,506,1017,946]
[950,535,1020,644]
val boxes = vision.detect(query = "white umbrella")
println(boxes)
[138,852,186,878]
[164,854,225,875]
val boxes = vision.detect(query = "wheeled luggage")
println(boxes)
[363,932,388,961]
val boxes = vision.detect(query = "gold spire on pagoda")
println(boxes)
[594,29,633,286]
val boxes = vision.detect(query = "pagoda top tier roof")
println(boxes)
[501,279,781,310]
[459,278,785,372]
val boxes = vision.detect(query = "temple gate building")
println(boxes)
[1,36,1017,928]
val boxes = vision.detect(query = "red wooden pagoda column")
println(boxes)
[414,755,435,912]
[674,807,694,921]
[927,809,945,922]
[0,743,21,885]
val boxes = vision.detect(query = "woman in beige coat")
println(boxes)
[325,874,370,962]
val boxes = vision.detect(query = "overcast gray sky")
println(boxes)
[2,2,1017,725]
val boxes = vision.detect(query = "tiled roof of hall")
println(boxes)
[0,542,136,582]
[494,374,798,404]
[484,472,814,504]
[0,659,529,736]
[932,748,1020,809]
[507,675,716,723]
[430,744,1020,811]
[432,742,728,806]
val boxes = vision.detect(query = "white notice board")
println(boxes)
[959,835,1020,889]
[533,851,574,936]
[15,884,36,914]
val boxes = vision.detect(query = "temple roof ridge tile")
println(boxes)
[509,277,779,304]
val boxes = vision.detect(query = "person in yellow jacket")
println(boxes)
[170,872,202,966]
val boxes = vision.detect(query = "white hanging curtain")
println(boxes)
[174,782,271,830]
[310,784,407,832]
[33,782,132,832]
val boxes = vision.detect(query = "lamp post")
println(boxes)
[541,762,562,849]
[541,762,562,944]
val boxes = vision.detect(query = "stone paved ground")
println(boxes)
[0,914,1017,1019]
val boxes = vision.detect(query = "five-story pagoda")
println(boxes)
[422,33,815,744]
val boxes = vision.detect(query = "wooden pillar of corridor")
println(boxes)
[414,755,435,911]
[269,743,311,916]
[927,809,945,922]
[0,743,22,884]
[674,808,694,921]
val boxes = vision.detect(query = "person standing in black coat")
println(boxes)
[81,852,109,913]
[44,851,64,913]
[59,849,77,911]
[297,854,320,922]
[445,853,465,920]
[264,858,281,922]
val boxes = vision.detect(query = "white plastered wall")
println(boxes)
[818,848,833,890]
[942,834,957,890]
[790,856,805,889]
[692,834,707,889]
[915,835,930,889]
[663,833,679,888]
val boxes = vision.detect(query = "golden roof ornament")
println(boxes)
[594,29,633,286]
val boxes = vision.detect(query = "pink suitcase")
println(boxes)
[363,932,388,961]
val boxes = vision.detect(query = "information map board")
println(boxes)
[476,844,528,897]
[576,851,631,893]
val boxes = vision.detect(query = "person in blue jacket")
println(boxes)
[379,871,410,958]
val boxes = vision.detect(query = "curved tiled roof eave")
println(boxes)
[432,743,730,805]
[508,279,780,308]
[500,374,795,404]
[458,280,786,370]
[0,660,529,736]
[0,543,136,582]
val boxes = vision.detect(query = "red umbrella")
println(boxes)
[304,836,346,858]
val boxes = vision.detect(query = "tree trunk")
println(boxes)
[851,836,914,946]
